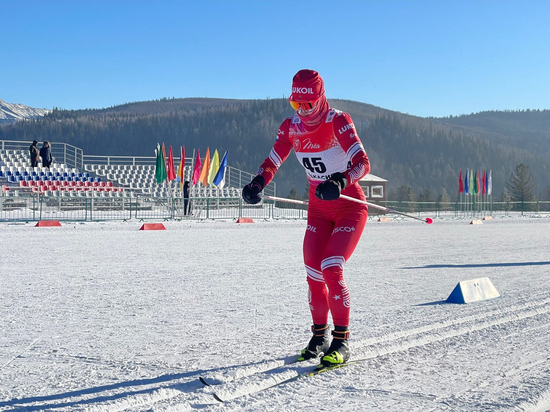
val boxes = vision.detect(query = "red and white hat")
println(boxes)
[290,69,325,102]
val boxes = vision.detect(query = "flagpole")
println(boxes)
[190,148,196,201]
[189,148,195,184]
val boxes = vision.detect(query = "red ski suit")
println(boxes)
[256,109,370,327]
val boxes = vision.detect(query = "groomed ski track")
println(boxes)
[1,217,550,411]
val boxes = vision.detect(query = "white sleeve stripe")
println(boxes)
[268,148,283,167]
[347,142,365,159]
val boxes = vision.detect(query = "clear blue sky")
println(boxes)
[2,0,549,118]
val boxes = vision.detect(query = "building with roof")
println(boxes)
[358,173,387,203]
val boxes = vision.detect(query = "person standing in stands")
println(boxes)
[39,141,52,169]
[29,140,39,168]
[241,69,370,368]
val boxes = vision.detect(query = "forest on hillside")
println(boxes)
[1,98,548,200]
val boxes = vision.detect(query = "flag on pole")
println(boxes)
[473,170,479,195]
[464,169,469,195]
[192,149,201,186]
[199,148,211,187]
[458,170,464,194]
[177,145,185,190]
[482,170,487,195]
[155,143,167,184]
[208,149,219,185]
[167,146,176,182]
[487,170,492,195]
[469,169,474,195]
[213,151,228,188]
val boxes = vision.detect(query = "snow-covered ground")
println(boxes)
[1,213,550,411]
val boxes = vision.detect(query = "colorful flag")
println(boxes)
[167,145,176,182]
[468,169,474,195]
[473,170,479,195]
[154,143,167,184]
[458,170,464,194]
[199,148,211,187]
[482,170,486,195]
[464,169,469,195]
[213,151,228,188]
[487,170,492,195]
[208,149,219,185]
[177,145,185,190]
[192,149,201,186]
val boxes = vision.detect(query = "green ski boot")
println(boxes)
[320,328,350,367]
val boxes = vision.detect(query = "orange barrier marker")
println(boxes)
[140,223,166,230]
[35,220,62,227]
[378,217,391,222]
[236,218,254,223]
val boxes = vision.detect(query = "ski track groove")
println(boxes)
[189,293,550,407]
[7,292,550,411]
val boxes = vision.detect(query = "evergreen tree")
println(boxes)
[500,187,512,212]
[506,164,537,211]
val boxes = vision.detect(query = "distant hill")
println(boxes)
[1,97,549,200]
[436,110,550,158]
[0,98,50,124]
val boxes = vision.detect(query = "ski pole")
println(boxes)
[339,194,433,224]
[261,194,432,224]
[260,195,308,205]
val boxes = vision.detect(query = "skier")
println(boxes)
[242,69,370,367]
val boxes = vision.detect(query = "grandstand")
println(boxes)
[0,140,293,222]
[0,140,272,199]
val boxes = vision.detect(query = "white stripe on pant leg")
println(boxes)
[305,265,324,282]
[321,256,345,271]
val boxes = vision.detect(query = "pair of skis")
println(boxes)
[199,355,360,402]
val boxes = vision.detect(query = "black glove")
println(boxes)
[242,175,266,204]
[315,172,347,200]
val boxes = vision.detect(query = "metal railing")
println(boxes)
[381,200,550,218]
[0,194,305,222]
[2,193,549,223]
[0,140,83,170]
